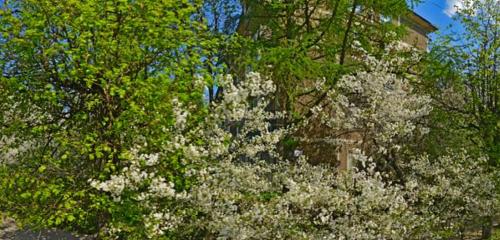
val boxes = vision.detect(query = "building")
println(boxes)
[398,11,438,51]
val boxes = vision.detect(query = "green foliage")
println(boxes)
[0,0,496,238]
[417,2,499,236]
[0,0,216,237]
[206,0,416,117]
[421,0,499,165]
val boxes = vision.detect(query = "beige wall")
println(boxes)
[402,25,430,51]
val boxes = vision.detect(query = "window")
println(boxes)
[347,149,356,169]
[380,14,392,23]
[355,5,363,14]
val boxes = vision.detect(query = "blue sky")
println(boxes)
[412,0,466,39]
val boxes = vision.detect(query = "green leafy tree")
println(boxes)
[421,0,499,237]
[424,0,498,165]
[234,0,419,114]
[0,0,215,237]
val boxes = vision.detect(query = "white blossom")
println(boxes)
[88,58,497,239]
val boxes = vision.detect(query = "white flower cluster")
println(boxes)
[89,148,165,201]
[312,43,432,156]
[184,155,423,239]
[172,98,188,131]
[0,136,34,164]
[88,59,496,239]
[143,211,181,238]
[89,72,289,238]
[180,152,496,239]
[0,95,60,165]
[204,72,285,161]
[403,151,498,236]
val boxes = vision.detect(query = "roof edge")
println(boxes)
[406,10,438,32]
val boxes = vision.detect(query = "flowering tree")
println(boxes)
[0,0,497,239]
[421,1,499,236]
[297,41,432,174]
[89,51,496,239]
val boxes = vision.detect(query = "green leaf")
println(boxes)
[38,165,47,173]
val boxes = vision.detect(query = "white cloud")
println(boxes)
[444,0,499,17]
[444,0,464,17]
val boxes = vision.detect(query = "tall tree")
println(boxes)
[424,0,499,165]
[421,0,499,237]
[0,0,215,236]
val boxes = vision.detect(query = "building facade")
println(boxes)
[398,11,438,51]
